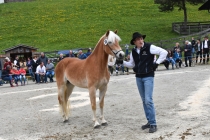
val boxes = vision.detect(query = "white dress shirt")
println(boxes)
[202,40,208,49]
[36,65,46,74]
[123,44,168,68]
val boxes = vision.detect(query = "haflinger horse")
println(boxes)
[55,30,125,128]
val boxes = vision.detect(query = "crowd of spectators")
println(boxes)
[0,52,55,87]
[0,36,209,86]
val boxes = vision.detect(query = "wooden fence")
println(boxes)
[172,21,210,35]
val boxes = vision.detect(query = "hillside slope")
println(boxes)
[0,0,209,52]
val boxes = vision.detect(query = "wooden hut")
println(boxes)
[2,44,38,62]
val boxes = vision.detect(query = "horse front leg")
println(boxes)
[89,87,100,128]
[99,85,108,126]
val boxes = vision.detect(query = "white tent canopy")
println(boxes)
[0,0,4,4]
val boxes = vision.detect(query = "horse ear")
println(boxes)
[114,30,118,34]
[106,30,110,37]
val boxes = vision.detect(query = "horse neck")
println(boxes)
[88,39,108,68]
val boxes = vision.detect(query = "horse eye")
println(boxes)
[108,41,112,44]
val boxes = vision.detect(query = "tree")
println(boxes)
[155,0,204,23]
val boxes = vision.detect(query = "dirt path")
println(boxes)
[0,65,210,140]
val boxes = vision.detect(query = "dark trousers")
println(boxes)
[2,76,13,86]
[36,74,47,83]
[32,72,37,82]
[185,55,192,67]
[162,60,169,69]
[175,58,182,67]
[108,66,114,74]
[196,51,202,63]
[203,48,209,64]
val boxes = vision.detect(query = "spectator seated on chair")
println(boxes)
[1,65,15,87]
[10,67,20,86]
[46,60,55,82]
[78,50,87,59]
[166,50,175,70]
[173,48,182,68]
[159,59,170,70]
[36,62,47,83]
[19,65,26,86]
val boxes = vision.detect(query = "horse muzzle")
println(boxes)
[115,50,125,60]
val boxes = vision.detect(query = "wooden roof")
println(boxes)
[198,0,210,11]
[2,44,38,52]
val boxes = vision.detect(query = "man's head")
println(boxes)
[204,36,208,40]
[185,40,189,45]
[60,53,63,57]
[130,32,146,48]
[15,55,19,60]
[69,50,73,54]
[41,52,45,57]
[78,50,83,54]
[47,60,51,64]
[33,55,37,60]
[40,61,44,67]
[175,42,179,47]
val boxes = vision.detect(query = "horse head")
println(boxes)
[103,30,125,62]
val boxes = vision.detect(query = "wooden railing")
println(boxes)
[172,21,210,35]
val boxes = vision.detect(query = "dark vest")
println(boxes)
[132,43,154,78]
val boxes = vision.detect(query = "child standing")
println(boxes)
[19,66,26,86]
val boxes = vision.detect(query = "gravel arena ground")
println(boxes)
[0,64,210,140]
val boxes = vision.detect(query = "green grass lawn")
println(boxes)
[0,0,209,53]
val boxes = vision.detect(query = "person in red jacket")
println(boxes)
[3,57,12,70]
[10,67,19,86]
[19,66,26,85]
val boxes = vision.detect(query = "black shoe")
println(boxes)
[185,66,188,67]
[141,122,150,130]
[149,125,157,133]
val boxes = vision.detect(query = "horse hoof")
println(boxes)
[101,122,108,126]
[63,119,69,123]
[94,124,101,129]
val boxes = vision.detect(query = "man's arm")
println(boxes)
[123,52,135,68]
[43,66,46,74]
[150,45,168,64]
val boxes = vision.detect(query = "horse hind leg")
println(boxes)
[58,81,74,122]
[99,85,108,126]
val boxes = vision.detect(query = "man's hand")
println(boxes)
[116,59,123,65]
[153,63,159,71]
